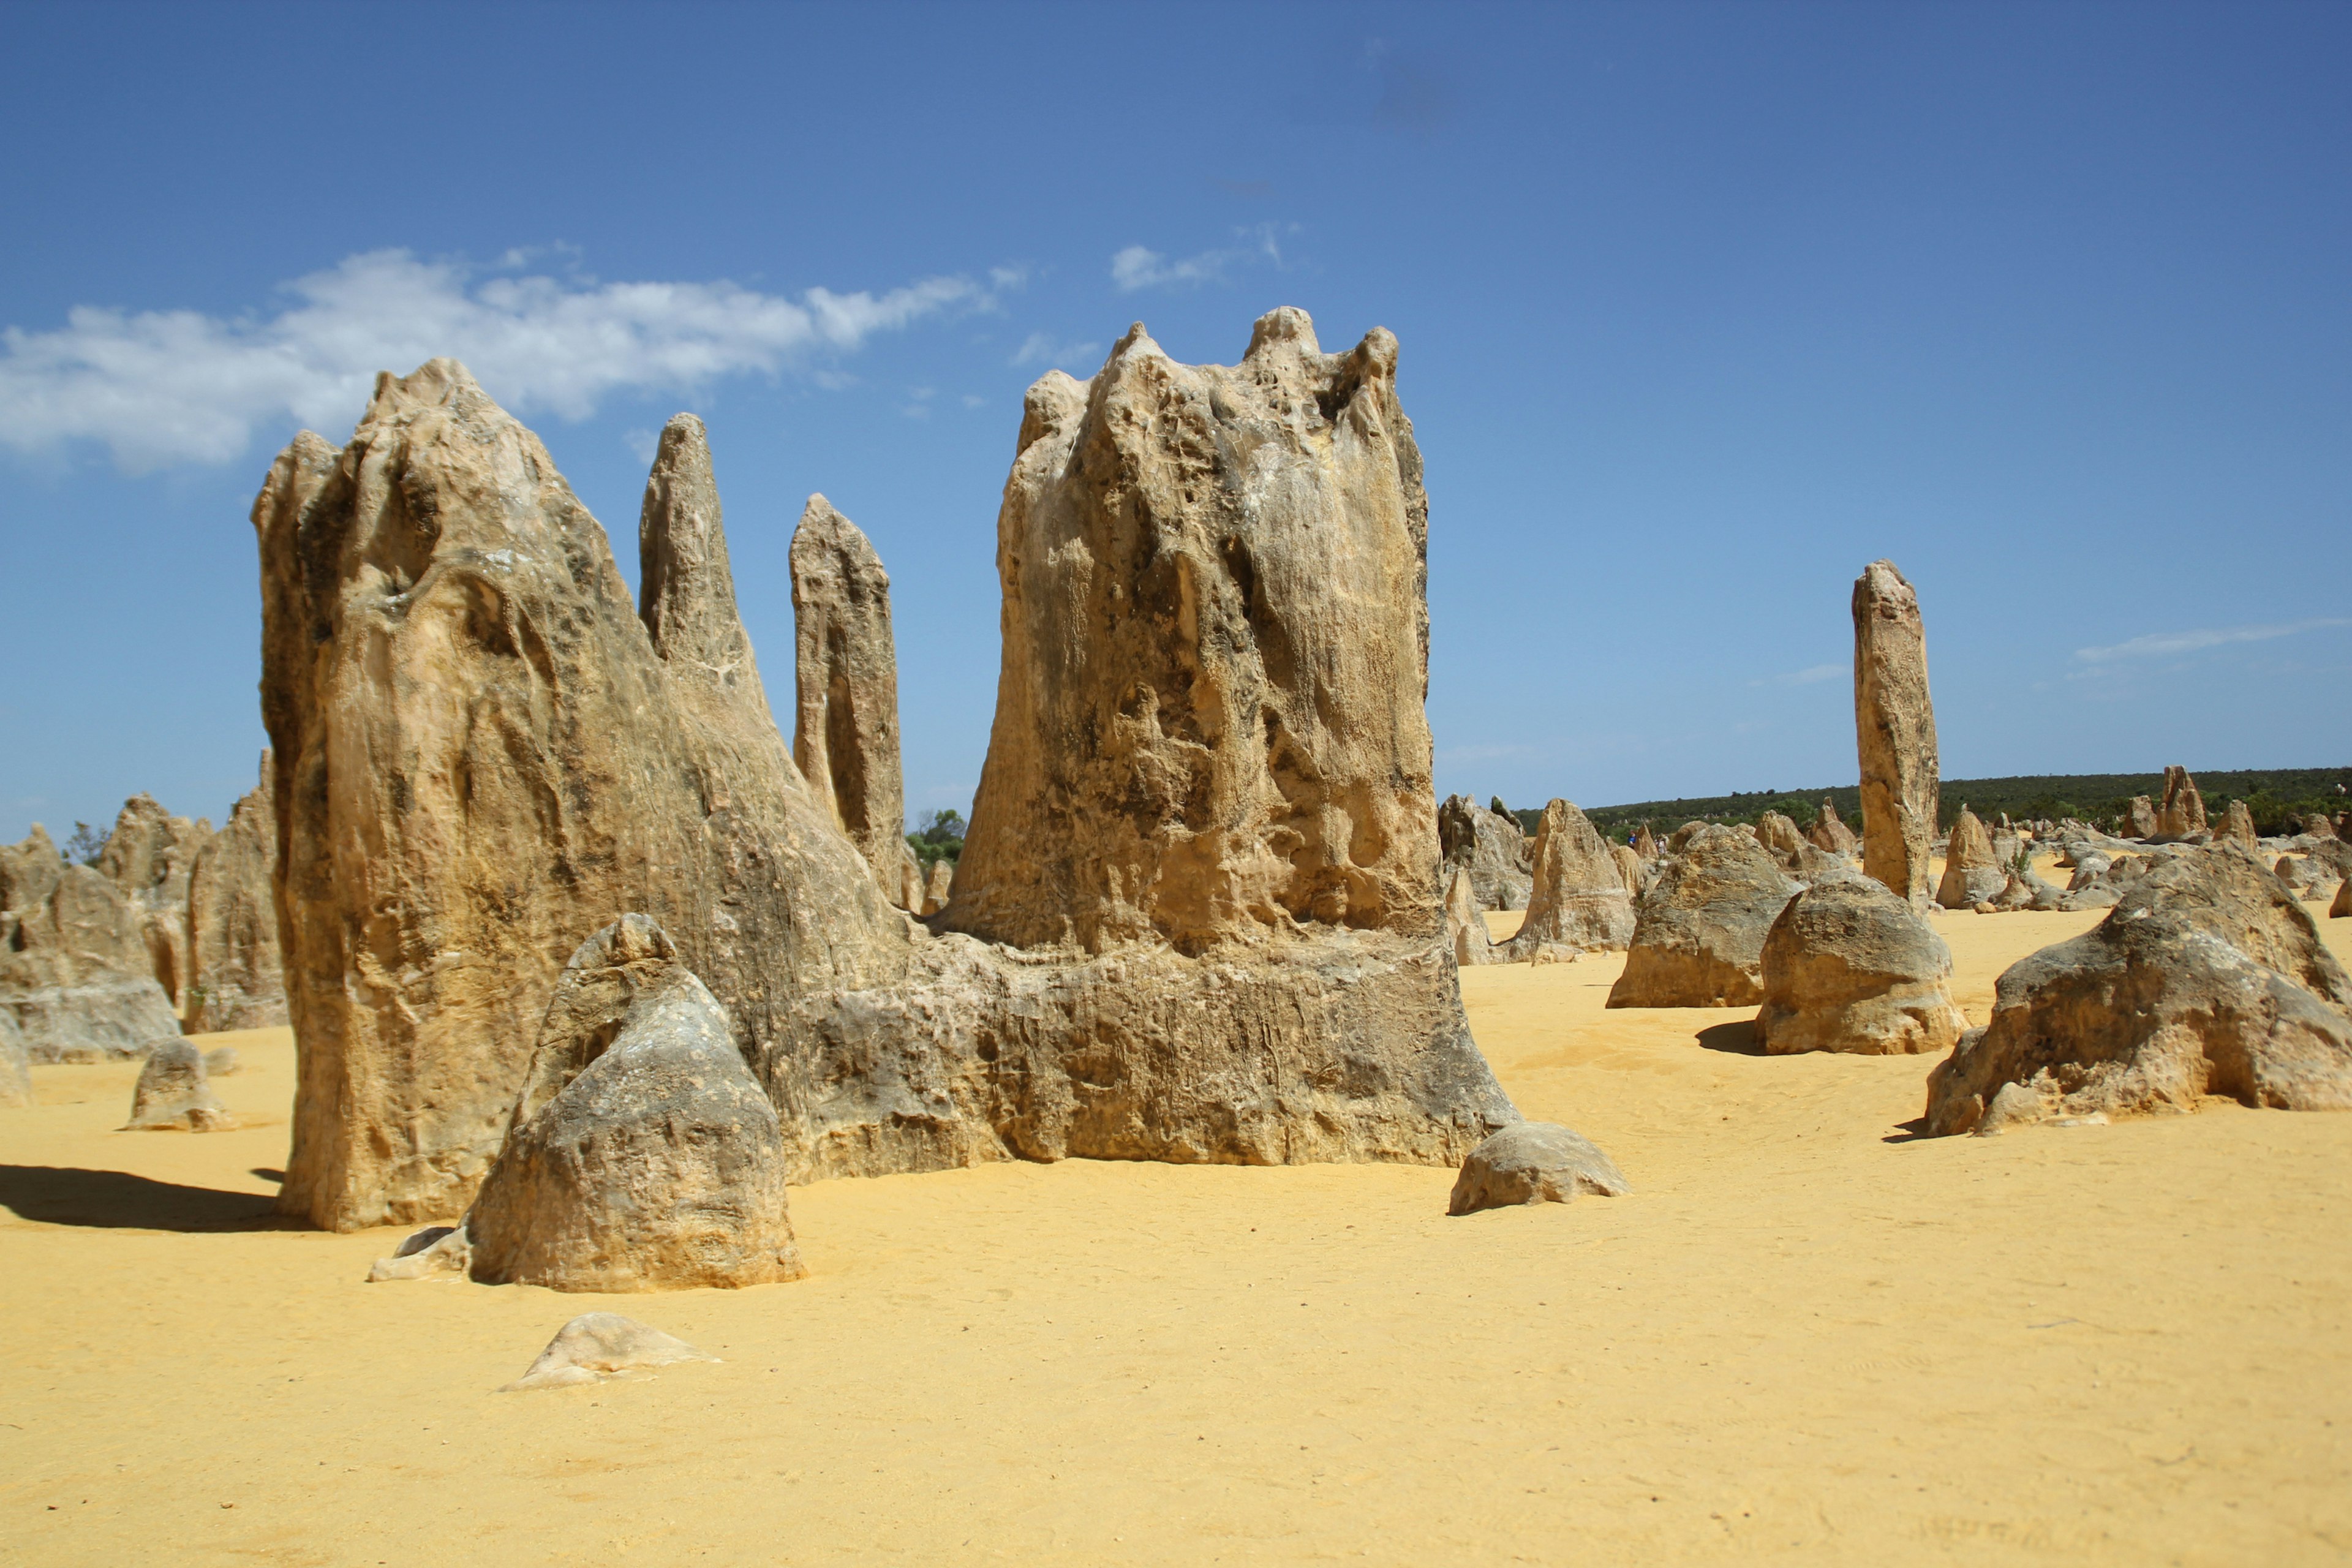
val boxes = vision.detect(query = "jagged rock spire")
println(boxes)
[790,494,905,897]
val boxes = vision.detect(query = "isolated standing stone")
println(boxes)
[1444,865,1494,967]
[1754,811,1807,872]
[1608,825,1796,1008]
[2218,799,2258,850]
[124,1038,236,1131]
[2156,766,2207,839]
[1508,800,1637,958]
[2122,796,2158,838]
[464,916,805,1292]
[96,794,211,1008]
[1438,794,1532,911]
[790,494,907,897]
[1756,872,1969,1055]
[1447,1121,1629,1215]
[185,758,287,1033]
[500,1313,716,1392]
[1633,824,1660,862]
[1,828,183,1063]
[1852,560,1940,908]
[1927,845,2352,1133]
[1807,799,1859,856]
[1936,806,2006,910]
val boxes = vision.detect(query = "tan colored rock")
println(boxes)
[639,413,771,716]
[1,1009,30,1109]
[1852,560,1939,908]
[461,915,805,1292]
[2217,799,2258,850]
[2304,813,2339,841]
[1608,825,1796,1008]
[1807,799,1859,856]
[1,827,183,1063]
[1444,865,1494,967]
[1926,844,2352,1134]
[185,758,287,1033]
[1756,873,1968,1055]
[1447,1121,1629,1215]
[2332,878,2349,919]
[257,363,906,1231]
[897,842,925,913]
[1632,824,1660,862]
[2122,796,2158,838]
[1507,801,1636,959]
[1666,821,1709,855]
[790,493,905,895]
[96,794,211,1007]
[1608,842,1646,897]
[124,1038,236,1131]
[1438,794,1532,911]
[922,858,952,916]
[1936,807,2005,910]
[1754,810,1806,872]
[499,1313,715,1392]
[2155,766,2207,839]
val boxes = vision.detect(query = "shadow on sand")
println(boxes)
[0,1166,295,1233]
[1694,1019,1765,1056]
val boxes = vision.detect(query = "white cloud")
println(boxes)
[1749,663,1844,688]
[1110,224,1289,292]
[1011,331,1102,370]
[0,249,1005,469]
[2072,617,2352,664]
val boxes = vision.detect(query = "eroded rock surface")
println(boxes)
[1439,794,1532,912]
[1852,560,1940,907]
[790,493,905,895]
[186,759,287,1032]
[1,1011,30,1109]
[2156,766,2207,839]
[1807,800,1860,856]
[1507,800,1635,959]
[1,828,183,1063]
[1936,807,2006,910]
[124,1038,236,1131]
[1756,872,1967,1055]
[1926,845,2352,1134]
[96,794,211,1008]
[1447,1121,1629,1215]
[2217,799,2258,850]
[1608,826,1796,1008]
[2122,797,2158,839]
[1444,865,1494,967]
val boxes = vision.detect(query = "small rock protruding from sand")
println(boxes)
[922,859,952,916]
[1447,1121,1630,1215]
[2217,799,2259,850]
[790,492,907,896]
[2122,796,2158,839]
[184,757,287,1033]
[2155,766,2207,839]
[464,914,807,1292]
[1807,799,1859,856]
[124,1039,237,1131]
[2,828,184,1064]
[1608,825,1796,1009]
[1438,794,1533,911]
[1507,800,1636,960]
[1,1010,31,1109]
[1936,806,2005,910]
[500,1313,716,1393]
[1926,843,2352,1135]
[202,1046,241,1077]
[1443,865,1495,967]
[1755,872,1967,1056]
[1852,559,1940,909]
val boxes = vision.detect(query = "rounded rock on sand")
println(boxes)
[123,1038,236,1131]
[500,1313,715,1392]
[1448,1121,1630,1216]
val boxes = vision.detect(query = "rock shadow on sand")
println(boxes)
[0,1166,292,1232]
[1695,1019,1765,1055]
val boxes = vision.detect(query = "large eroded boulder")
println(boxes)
[1926,844,2352,1134]
[185,758,287,1032]
[1936,807,2006,910]
[1755,872,1967,1055]
[1607,825,1796,1008]
[1438,794,1532,912]
[1852,560,1940,908]
[1507,799,1635,959]
[1,829,184,1063]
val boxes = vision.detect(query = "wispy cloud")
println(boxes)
[2073,617,2352,665]
[1749,663,1844,688]
[1110,224,1290,292]
[1011,331,1102,371]
[0,249,1012,469]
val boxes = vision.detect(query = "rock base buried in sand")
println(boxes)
[1755,873,1967,1056]
[500,1313,715,1392]
[1448,1121,1630,1215]
[123,1039,237,1131]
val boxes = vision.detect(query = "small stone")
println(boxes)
[1448,1121,1630,1215]
[499,1313,715,1393]
[123,1039,237,1131]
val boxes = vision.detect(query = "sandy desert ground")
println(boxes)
[5,870,2348,1566]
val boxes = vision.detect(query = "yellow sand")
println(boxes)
[4,902,2349,1565]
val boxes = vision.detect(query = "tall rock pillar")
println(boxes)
[1852,559,1940,909]
[789,496,907,900]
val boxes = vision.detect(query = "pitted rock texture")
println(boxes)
[1507,801,1635,958]
[186,758,287,1033]
[1756,872,1967,1056]
[1852,560,1939,908]
[2123,796,2158,839]
[2156,766,2207,839]
[1608,826,1796,1008]
[1936,807,2006,910]
[790,494,905,895]
[1447,1121,1630,1215]
[463,916,806,1292]
[946,309,1440,956]
[1,827,183,1063]
[1755,811,1807,872]
[1439,794,1532,912]
[257,363,905,1230]
[1926,845,2352,1134]
[96,794,211,1007]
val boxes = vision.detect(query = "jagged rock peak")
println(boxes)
[790,494,905,895]
[639,412,768,715]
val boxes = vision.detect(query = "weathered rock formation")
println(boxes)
[1506,801,1636,959]
[1443,865,1494,967]
[1667,821,1708,855]
[1991,864,2067,912]
[123,1038,236,1131]
[1633,824,1660,862]
[96,794,211,1007]
[897,843,925,911]
[1,827,184,1063]
[2333,879,2350,919]
[1807,799,1859,856]
[1447,1121,1629,1215]
[1935,807,2005,910]
[1852,560,1940,909]
[1438,794,1532,911]
[790,492,905,895]
[1754,810,1807,872]
[2217,799,2258,850]
[500,1313,715,1393]
[1,1010,30,1109]
[1607,826,1796,1009]
[184,760,287,1032]
[1755,872,1969,1055]
[1926,845,2352,1134]
[461,916,805,1292]
[257,364,908,1230]
[2155,766,2207,839]
[2122,796,2158,838]
[1608,843,1646,897]
[923,859,953,916]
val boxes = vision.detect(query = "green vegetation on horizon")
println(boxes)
[1506,767,2351,842]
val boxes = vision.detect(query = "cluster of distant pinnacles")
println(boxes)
[4,311,2347,1390]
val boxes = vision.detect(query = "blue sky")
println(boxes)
[2,1,2345,842]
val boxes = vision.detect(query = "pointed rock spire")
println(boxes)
[638,413,769,717]
[790,494,905,896]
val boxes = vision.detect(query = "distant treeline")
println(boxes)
[1507,767,2351,842]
